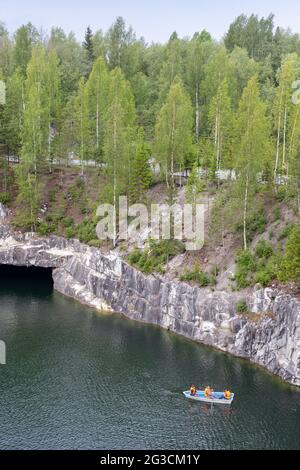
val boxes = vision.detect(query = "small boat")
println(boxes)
[183,390,235,405]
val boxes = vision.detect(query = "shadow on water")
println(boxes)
[0,265,53,296]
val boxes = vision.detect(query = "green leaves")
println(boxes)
[155,79,193,192]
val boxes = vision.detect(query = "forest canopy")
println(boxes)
[0,13,299,280]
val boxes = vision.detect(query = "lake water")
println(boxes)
[0,267,299,450]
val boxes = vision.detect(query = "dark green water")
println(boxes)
[0,268,300,450]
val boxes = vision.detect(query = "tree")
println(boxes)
[85,57,110,162]
[105,17,143,82]
[103,68,136,244]
[14,23,40,75]
[233,75,272,250]
[273,54,299,183]
[83,26,94,76]
[201,47,233,131]
[158,32,185,104]
[74,77,90,174]
[208,79,233,174]
[44,50,61,169]
[0,22,13,78]
[186,34,215,142]
[3,67,24,156]
[130,127,152,203]
[186,162,204,205]
[279,226,300,282]
[155,79,193,198]
[48,28,85,101]
[224,14,274,62]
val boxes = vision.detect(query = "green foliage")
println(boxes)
[130,127,152,203]
[0,192,11,204]
[36,222,53,236]
[236,300,248,314]
[278,224,295,241]
[235,208,267,243]
[180,268,216,287]
[235,250,257,288]
[278,226,300,282]
[75,219,98,244]
[254,269,274,287]
[155,79,193,194]
[62,217,74,228]
[127,240,185,274]
[273,206,281,222]
[255,240,273,259]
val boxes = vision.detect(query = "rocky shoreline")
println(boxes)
[0,205,299,386]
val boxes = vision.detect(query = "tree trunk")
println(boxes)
[96,101,99,150]
[274,89,283,184]
[282,105,287,173]
[195,86,200,143]
[243,172,249,251]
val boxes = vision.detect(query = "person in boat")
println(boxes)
[223,390,231,400]
[190,385,197,397]
[204,386,214,398]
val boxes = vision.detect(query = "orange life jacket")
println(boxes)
[204,388,211,397]
[224,391,231,400]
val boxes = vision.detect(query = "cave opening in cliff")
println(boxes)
[0,265,54,294]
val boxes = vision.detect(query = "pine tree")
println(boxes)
[130,127,152,203]
[83,26,94,70]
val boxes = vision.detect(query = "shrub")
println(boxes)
[278,226,300,282]
[235,209,267,243]
[234,250,256,288]
[66,226,77,239]
[0,192,11,205]
[12,212,35,231]
[37,222,53,236]
[236,301,248,314]
[127,240,185,274]
[180,269,216,287]
[76,219,98,244]
[63,217,74,228]
[254,269,273,287]
[278,224,295,241]
[48,189,57,203]
[273,206,281,222]
[255,240,273,259]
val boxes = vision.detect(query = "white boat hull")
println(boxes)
[183,391,234,405]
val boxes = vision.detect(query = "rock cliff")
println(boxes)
[0,204,299,386]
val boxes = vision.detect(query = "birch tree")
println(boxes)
[155,80,193,199]
[234,76,272,250]
[273,54,299,183]
[208,79,233,174]
[85,57,109,162]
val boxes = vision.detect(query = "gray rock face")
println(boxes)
[0,223,299,386]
